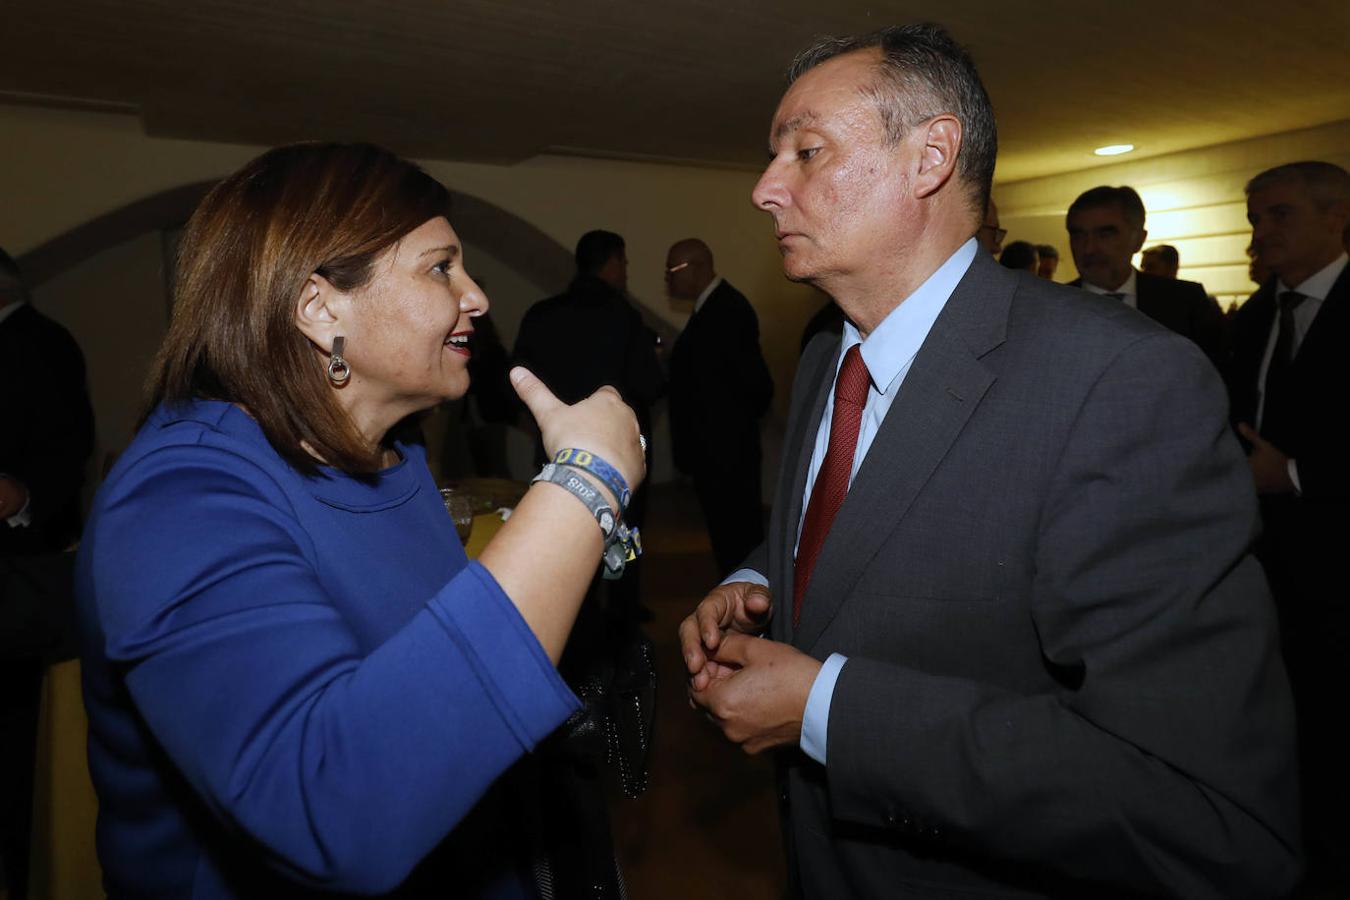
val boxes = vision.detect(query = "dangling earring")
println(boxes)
[327,335,351,386]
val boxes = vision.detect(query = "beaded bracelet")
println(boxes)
[552,448,631,511]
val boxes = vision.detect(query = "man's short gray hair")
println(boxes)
[786,23,998,215]
[1245,161,1350,211]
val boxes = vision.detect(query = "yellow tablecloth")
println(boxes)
[463,511,506,559]
[31,658,102,899]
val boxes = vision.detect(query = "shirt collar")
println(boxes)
[0,300,26,328]
[1278,253,1348,301]
[840,238,978,395]
[1081,268,1137,297]
[693,275,723,313]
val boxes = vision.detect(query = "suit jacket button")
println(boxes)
[884,810,899,827]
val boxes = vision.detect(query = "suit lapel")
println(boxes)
[769,339,838,644]
[792,254,1011,651]
[1293,263,1350,365]
[1240,283,1277,362]
[1134,272,1160,319]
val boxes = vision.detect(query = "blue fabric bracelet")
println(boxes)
[552,448,631,510]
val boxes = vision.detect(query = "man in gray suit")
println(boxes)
[680,24,1298,899]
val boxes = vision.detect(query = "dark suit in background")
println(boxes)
[669,279,773,574]
[0,303,94,558]
[514,272,666,620]
[755,254,1298,897]
[0,301,95,900]
[798,299,846,354]
[1226,262,1350,889]
[514,273,666,454]
[1071,270,1225,363]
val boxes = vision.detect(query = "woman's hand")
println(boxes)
[486,367,646,662]
[510,367,645,491]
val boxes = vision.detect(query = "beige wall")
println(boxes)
[996,119,1350,308]
[1,101,820,401]
[4,102,827,488]
[33,231,169,460]
[13,102,1347,489]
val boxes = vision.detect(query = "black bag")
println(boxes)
[529,619,656,900]
[554,625,657,799]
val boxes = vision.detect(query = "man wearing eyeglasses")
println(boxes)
[666,239,774,576]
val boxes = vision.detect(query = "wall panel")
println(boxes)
[998,120,1350,308]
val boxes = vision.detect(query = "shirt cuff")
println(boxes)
[721,568,768,588]
[1287,459,1301,495]
[1,475,32,528]
[800,652,848,765]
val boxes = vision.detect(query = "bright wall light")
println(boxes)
[1094,144,1135,156]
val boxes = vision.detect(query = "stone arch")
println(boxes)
[16,180,575,294]
[16,180,675,342]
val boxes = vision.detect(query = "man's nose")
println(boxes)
[752,163,788,211]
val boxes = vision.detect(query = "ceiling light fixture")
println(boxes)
[1094,144,1135,157]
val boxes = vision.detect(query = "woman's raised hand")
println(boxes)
[509,367,646,492]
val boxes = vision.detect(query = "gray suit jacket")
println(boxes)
[1069,271,1225,365]
[749,253,1299,898]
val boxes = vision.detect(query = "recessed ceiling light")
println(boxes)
[1094,144,1135,157]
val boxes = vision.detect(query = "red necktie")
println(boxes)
[793,344,870,627]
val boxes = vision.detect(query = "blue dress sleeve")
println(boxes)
[87,442,579,894]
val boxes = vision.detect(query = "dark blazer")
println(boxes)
[0,303,94,557]
[1226,264,1348,503]
[513,275,666,431]
[1071,270,1224,364]
[1222,262,1348,753]
[0,302,93,899]
[751,256,1298,898]
[668,279,773,476]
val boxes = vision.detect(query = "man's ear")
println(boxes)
[912,114,962,200]
[1131,228,1149,255]
[294,273,348,352]
[1327,198,1350,234]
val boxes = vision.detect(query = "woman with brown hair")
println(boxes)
[74,143,644,898]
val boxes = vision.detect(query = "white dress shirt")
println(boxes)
[1080,269,1138,309]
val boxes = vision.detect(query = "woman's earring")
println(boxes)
[327,335,351,386]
